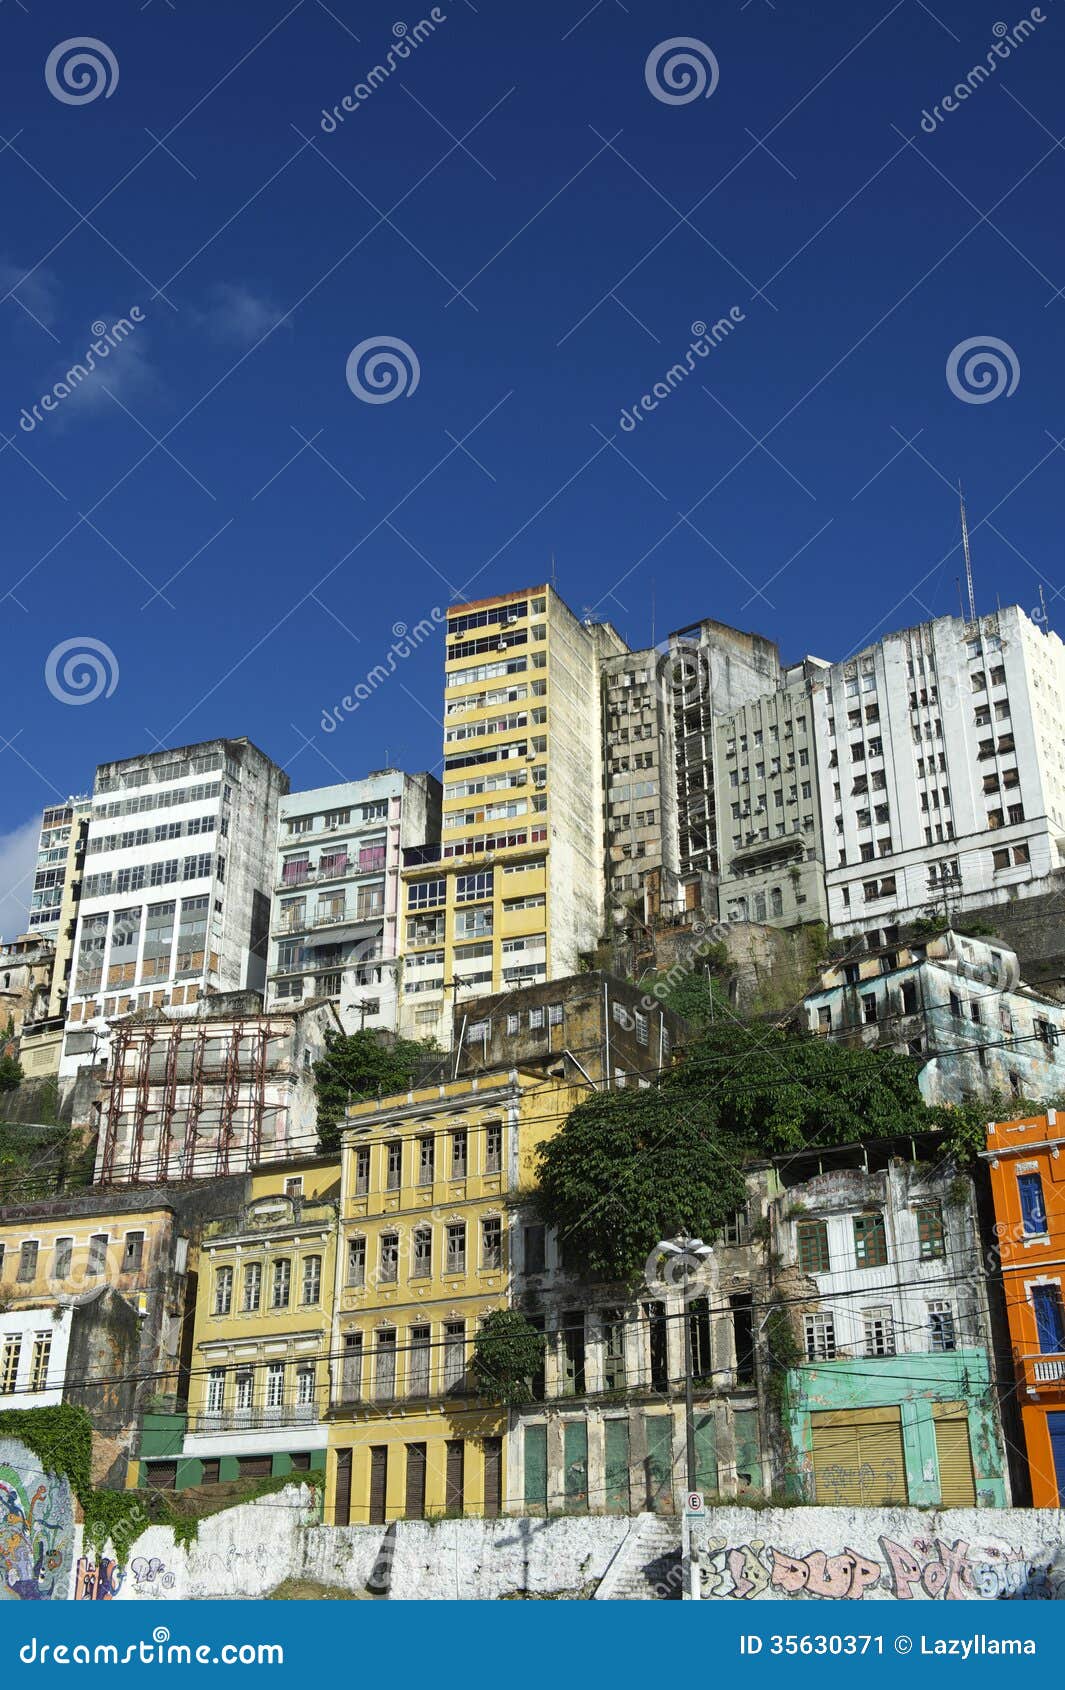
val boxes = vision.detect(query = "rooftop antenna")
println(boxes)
[650,577,656,650]
[550,552,558,591]
[959,482,976,623]
[1039,584,1049,629]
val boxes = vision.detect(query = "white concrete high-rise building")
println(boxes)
[60,738,287,1078]
[813,606,1065,941]
[266,770,440,1034]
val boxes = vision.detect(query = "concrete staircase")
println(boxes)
[595,1515,683,1600]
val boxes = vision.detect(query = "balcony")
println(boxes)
[403,843,442,868]
[277,852,386,890]
[273,907,384,936]
[189,1403,317,1433]
[1019,1352,1065,1393]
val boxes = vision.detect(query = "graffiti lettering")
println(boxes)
[74,1556,123,1601]
[698,1532,1065,1601]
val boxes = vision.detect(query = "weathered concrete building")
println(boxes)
[267,770,440,1035]
[767,1141,1009,1507]
[0,934,54,1039]
[0,1196,198,1486]
[803,929,1065,1106]
[714,659,830,931]
[61,738,288,1079]
[90,993,341,1186]
[813,606,1065,943]
[600,645,680,921]
[510,1170,773,1516]
[452,970,688,1089]
[24,796,91,942]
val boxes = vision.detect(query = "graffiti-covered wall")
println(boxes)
[0,1436,75,1601]
[691,1507,1065,1600]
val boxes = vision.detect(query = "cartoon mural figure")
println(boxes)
[0,1468,70,1601]
[74,1556,124,1601]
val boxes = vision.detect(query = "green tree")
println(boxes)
[535,1084,748,1281]
[682,1020,931,1154]
[470,1310,546,1405]
[0,1053,22,1093]
[313,1029,439,1153]
[635,958,729,1029]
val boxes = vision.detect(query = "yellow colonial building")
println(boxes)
[180,1155,340,1485]
[328,1068,581,1523]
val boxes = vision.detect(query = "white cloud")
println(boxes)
[198,283,284,345]
[0,815,41,944]
[0,259,63,335]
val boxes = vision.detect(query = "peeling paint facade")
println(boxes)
[769,1150,1009,1508]
[804,929,1065,1106]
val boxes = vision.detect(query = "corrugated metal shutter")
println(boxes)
[811,1412,906,1505]
[934,1416,976,1506]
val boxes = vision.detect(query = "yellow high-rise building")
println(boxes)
[397,586,626,1044]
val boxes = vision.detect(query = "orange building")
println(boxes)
[984,1112,1065,1506]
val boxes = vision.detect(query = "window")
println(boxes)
[301,1255,322,1305]
[528,1006,545,1031]
[797,1219,830,1274]
[380,1233,399,1284]
[409,1325,431,1396]
[412,1227,432,1277]
[1033,1283,1065,1354]
[206,1367,225,1417]
[347,1236,366,1287]
[853,1213,888,1268]
[242,1261,262,1312]
[271,1258,291,1309]
[284,1177,303,1198]
[122,1232,144,1272]
[88,1234,107,1275]
[17,1241,38,1282]
[916,1203,945,1259]
[1018,1171,1048,1237]
[386,1140,402,1190]
[214,1265,233,1315]
[53,1237,72,1279]
[524,1224,546,1274]
[446,1223,466,1274]
[341,1333,362,1401]
[482,1216,502,1269]
[804,1311,836,1361]
[863,1307,896,1357]
[444,1321,466,1392]
[451,1130,467,1178]
[266,1361,286,1412]
[408,878,446,910]
[1,1335,21,1395]
[418,1136,435,1185]
[485,1122,502,1174]
[929,1301,956,1352]
[354,1146,370,1196]
[561,1311,586,1395]
[28,1332,51,1393]
[602,1308,626,1390]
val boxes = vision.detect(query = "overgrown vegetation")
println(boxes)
[0,1052,23,1092]
[471,1310,546,1404]
[313,1029,441,1152]
[0,1404,322,1565]
[763,1302,802,1413]
[0,1122,83,1202]
[534,1003,1024,1280]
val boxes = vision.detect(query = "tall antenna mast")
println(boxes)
[959,481,976,623]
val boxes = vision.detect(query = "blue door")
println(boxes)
[1032,1285,1065,1354]
[1048,1414,1065,1507]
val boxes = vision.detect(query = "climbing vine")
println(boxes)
[0,1404,324,1566]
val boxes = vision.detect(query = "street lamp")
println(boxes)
[650,1235,713,1496]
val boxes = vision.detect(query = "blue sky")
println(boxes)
[2,0,1065,933]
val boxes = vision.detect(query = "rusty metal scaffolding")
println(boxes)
[127,1025,155,1186]
[182,1021,209,1179]
[99,1024,133,1184]
[157,1026,181,1182]
[215,1019,245,1177]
